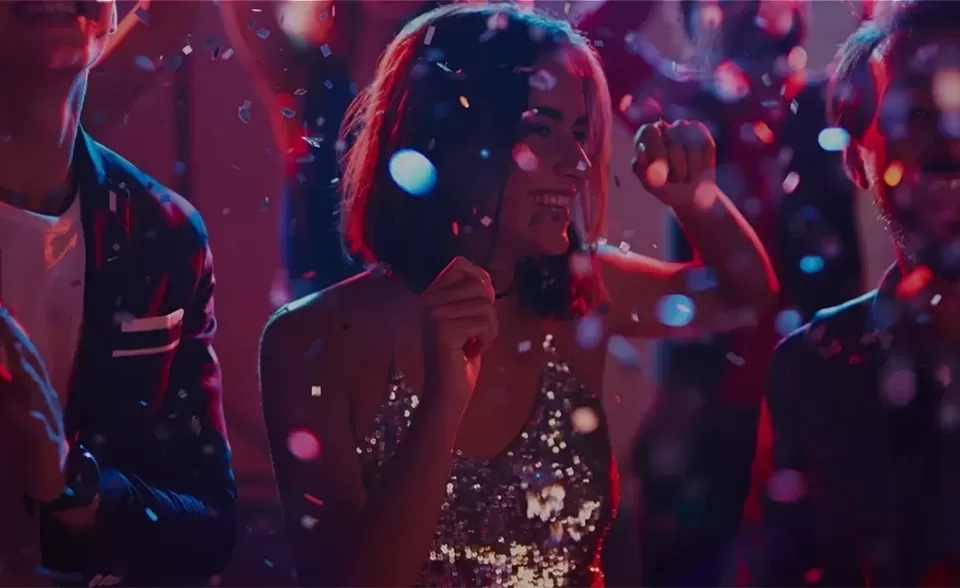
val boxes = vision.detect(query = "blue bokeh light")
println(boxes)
[799,255,825,274]
[817,127,850,152]
[389,149,437,197]
[656,294,696,328]
[575,313,604,350]
[774,309,804,336]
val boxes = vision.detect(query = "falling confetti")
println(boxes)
[645,159,669,189]
[799,255,825,274]
[774,309,803,336]
[782,171,800,193]
[575,313,604,349]
[301,515,319,530]
[238,100,252,124]
[884,161,904,187]
[932,68,960,111]
[608,335,641,368]
[287,428,321,461]
[766,469,805,503]
[529,70,557,91]
[513,144,539,172]
[570,406,600,434]
[882,360,917,407]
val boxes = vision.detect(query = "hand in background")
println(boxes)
[632,119,717,208]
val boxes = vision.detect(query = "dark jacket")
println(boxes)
[38,130,237,586]
[753,264,960,586]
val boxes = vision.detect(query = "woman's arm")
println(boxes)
[598,120,779,339]
[259,294,466,587]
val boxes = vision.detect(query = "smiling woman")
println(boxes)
[258,4,777,588]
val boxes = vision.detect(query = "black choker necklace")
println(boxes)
[495,288,512,300]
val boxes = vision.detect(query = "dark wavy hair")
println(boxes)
[338,3,611,318]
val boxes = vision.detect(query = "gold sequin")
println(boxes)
[358,335,616,586]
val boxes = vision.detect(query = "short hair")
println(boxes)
[828,0,960,141]
[338,3,611,316]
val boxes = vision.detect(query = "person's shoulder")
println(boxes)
[773,290,877,374]
[92,139,209,247]
[261,268,397,358]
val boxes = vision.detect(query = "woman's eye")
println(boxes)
[525,125,552,137]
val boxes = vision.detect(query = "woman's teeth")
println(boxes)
[534,193,572,208]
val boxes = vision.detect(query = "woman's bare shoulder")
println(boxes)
[260,269,402,363]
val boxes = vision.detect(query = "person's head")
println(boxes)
[340,3,610,316]
[0,0,116,79]
[681,0,809,67]
[829,0,960,280]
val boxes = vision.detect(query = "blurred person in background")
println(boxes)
[590,1,865,585]
[221,0,457,302]
[755,1,960,584]
[0,0,236,585]
[259,2,778,585]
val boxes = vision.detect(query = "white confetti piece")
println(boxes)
[725,352,746,366]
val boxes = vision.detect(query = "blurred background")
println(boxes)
[83,1,891,584]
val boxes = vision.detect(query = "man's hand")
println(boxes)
[0,307,66,502]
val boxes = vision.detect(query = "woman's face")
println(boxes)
[494,53,591,259]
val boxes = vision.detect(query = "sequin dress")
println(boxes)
[357,334,617,587]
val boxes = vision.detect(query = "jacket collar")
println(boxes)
[74,126,130,271]
[65,128,132,436]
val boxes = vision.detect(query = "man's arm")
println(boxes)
[747,332,816,586]
[77,223,237,584]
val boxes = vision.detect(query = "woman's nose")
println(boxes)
[554,144,590,185]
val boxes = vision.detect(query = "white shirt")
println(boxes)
[0,194,84,587]
[0,194,86,404]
